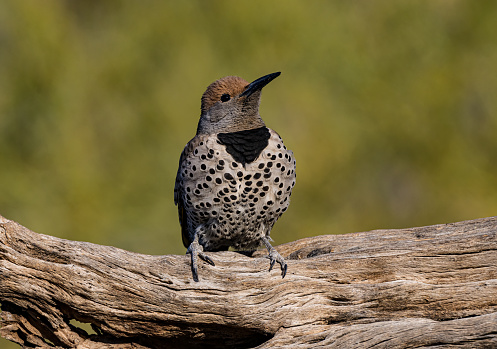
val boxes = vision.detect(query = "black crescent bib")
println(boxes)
[217,127,270,166]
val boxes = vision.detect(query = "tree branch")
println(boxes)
[1,214,497,348]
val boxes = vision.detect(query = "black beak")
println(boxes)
[240,72,281,98]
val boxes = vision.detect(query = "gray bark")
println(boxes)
[1,214,496,348]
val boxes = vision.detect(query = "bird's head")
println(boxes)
[196,72,280,134]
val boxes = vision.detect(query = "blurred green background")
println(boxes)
[1,1,497,346]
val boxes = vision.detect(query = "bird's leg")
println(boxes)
[186,227,215,282]
[261,231,287,278]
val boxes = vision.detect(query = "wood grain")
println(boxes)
[1,214,496,348]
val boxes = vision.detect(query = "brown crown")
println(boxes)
[201,76,248,114]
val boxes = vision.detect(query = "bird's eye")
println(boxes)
[220,93,231,102]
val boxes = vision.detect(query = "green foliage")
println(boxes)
[1,4,497,343]
[1,0,497,249]
[1,0,497,252]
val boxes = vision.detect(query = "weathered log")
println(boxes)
[1,213,496,348]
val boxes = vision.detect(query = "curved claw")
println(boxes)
[281,262,288,278]
[269,258,276,272]
[199,252,215,266]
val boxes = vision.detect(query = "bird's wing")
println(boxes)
[174,135,204,248]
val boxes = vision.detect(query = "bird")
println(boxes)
[174,72,296,282]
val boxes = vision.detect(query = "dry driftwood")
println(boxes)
[1,213,496,349]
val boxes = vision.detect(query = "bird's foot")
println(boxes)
[267,247,287,278]
[187,240,215,282]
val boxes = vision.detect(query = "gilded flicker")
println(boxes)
[174,72,296,281]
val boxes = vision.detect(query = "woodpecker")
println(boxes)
[174,72,296,281]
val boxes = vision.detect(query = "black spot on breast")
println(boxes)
[217,127,271,166]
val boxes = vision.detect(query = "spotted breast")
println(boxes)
[174,72,296,281]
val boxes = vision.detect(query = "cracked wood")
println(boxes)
[1,214,497,348]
